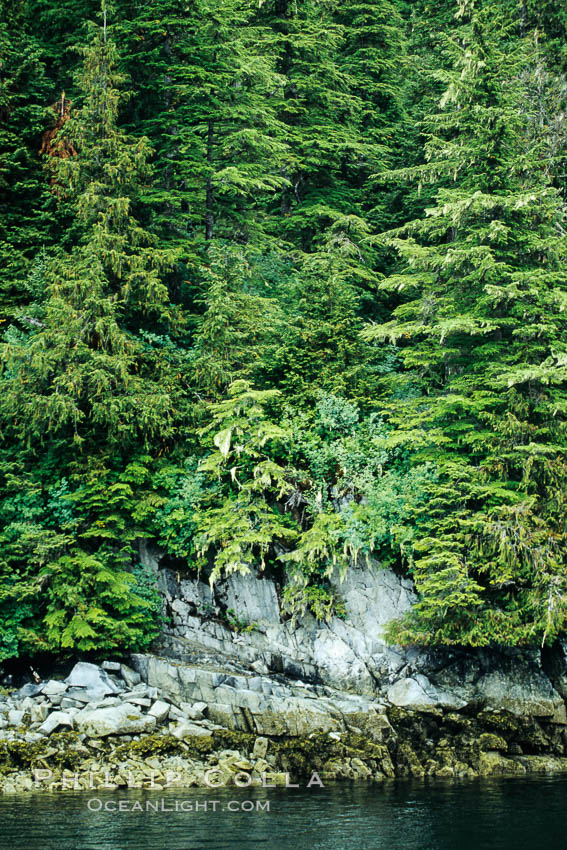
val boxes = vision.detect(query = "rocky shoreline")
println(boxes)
[4,552,567,795]
[3,658,567,794]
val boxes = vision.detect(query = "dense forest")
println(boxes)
[1,0,567,661]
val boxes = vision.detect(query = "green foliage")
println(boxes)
[0,2,51,318]
[194,380,296,582]
[192,244,284,398]
[3,0,567,657]
[0,14,173,657]
[39,548,160,652]
[118,0,289,250]
[223,608,257,634]
[0,448,166,657]
[363,1,567,646]
[282,581,347,624]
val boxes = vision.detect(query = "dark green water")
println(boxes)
[0,778,565,850]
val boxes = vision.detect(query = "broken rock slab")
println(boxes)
[148,700,170,722]
[120,664,141,688]
[38,711,74,736]
[41,681,68,697]
[65,662,120,697]
[387,675,467,712]
[172,722,213,742]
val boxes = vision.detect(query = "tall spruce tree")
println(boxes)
[363,1,567,647]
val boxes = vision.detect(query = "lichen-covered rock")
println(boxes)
[479,733,508,752]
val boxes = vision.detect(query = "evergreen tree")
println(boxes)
[2,9,176,445]
[118,0,288,253]
[194,380,296,584]
[260,0,364,251]
[192,244,284,400]
[363,1,567,646]
[270,215,381,407]
[0,6,177,657]
[0,1,51,318]
[336,0,406,230]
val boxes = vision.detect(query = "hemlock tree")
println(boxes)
[271,214,382,407]
[362,1,567,647]
[193,380,296,585]
[260,0,371,252]
[118,0,289,252]
[0,8,176,656]
[192,244,284,400]
[336,0,406,231]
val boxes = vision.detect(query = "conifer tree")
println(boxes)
[0,5,176,656]
[0,2,51,318]
[192,244,283,400]
[271,215,381,407]
[336,0,406,230]
[260,0,364,251]
[118,0,288,253]
[194,380,296,584]
[3,5,176,446]
[363,1,567,646]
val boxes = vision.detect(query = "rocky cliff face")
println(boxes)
[148,547,567,722]
[103,549,567,781]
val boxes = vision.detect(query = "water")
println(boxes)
[0,778,565,850]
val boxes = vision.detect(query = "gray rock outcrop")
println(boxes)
[152,556,565,718]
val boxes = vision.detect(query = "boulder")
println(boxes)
[8,710,24,726]
[60,697,85,710]
[387,675,466,712]
[173,722,213,741]
[180,702,205,721]
[250,660,269,676]
[252,737,269,759]
[148,700,170,722]
[21,697,34,715]
[42,681,68,697]
[120,664,141,688]
[75,704,156,737]
[38,711,74,735]
[123,696,151,708]
[17,683,43,699]
[65,662,120,697]
[30,704,49,724]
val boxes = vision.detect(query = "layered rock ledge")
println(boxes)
[2,652,567,794]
